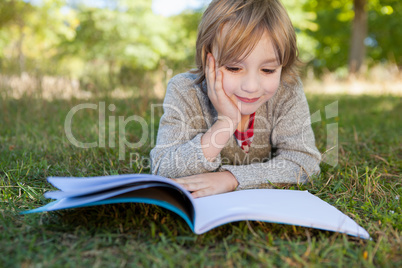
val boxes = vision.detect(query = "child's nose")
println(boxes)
[241,73,259,94]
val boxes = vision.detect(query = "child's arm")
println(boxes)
[172,79,321,197]
[150,73,239,197]
[170,54,245,198]
[221,80,321,190]
[199,53,240,161]
[150,55,240,181]
[150,72,228,179]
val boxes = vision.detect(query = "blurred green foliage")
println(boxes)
[0,0,400,90]
[302,0,401,75]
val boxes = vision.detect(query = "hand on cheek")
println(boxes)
[172,171,239,198]
[206,53,241,127]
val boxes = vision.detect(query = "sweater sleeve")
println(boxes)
[150,74,221,178]
[221,80,321,190]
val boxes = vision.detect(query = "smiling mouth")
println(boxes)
[235,95,260,103]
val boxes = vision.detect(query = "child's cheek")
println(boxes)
[264,73,281,96]
[221,74,237,97]
[271,80,281,95]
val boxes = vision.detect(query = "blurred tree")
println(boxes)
[0,0,34,73]
[0,0,74,74]
[56,0,203,94]
[56,0,161,88]
[282,0,319,76]
[167,10,202,72]
[303,0,401,76]
[1,0,400,86]
[303,0,353,76]
[367,0,402,69]
[349,0,367,74]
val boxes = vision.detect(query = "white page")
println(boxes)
[43,175,194,214]
[47,174,170,192]
[193,189,369,239]
[33,175,369,239]
[46,174,191,199]
[45,182,165,199]
[45,183,172,211]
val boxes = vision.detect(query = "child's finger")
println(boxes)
[214,69,224,96]
[215,69,234,106]
[208,53,215,74]
[206,54,217,98]
[191,188,212,198]
[173,178,206,192]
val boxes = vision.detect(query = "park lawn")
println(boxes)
[0,91,401,267]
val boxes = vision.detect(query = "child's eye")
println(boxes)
[262,68,276,74]
[225,66,241,73]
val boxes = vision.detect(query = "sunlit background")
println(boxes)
[152,0,208,16]
[0,0,401,99]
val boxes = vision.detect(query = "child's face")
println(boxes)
[215,31,282,116]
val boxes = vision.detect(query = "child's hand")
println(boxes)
[206,53,241,128]
[172,171,239,198]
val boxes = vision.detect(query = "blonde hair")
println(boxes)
[193,0,300,85]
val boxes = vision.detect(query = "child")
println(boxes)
[150,0,321,198]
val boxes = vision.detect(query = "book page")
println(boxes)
[24,187,195,229]
[30,175,196,226]
[46,181,161,199]
[46,174,171,192]
[45,174,193,201]
[43,184,172,210]
[193,189,369,239]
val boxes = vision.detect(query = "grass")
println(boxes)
[0,87,401,267]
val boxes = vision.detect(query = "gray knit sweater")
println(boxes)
[150,72,321,190]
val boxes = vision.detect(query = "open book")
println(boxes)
[23,174,369,239]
